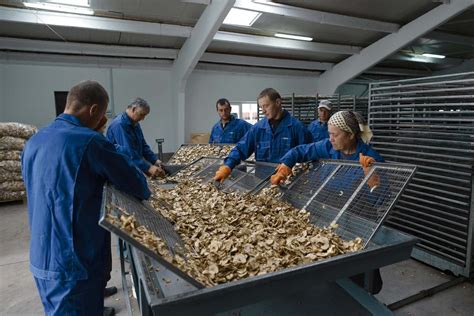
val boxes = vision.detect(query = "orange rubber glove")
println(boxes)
[214,165,232,183]
[270,164,293,185]
[359,153,380,189]
[359,153,375,169]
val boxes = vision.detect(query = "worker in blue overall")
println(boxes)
[307,99,332,142]
[271,110,384,293]
[106,97,164,178]
[209,98,252,144]
[21,81,151,316]
[214,88,310,182]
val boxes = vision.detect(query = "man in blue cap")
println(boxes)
[307,99,332,142]
[209,98,252,144]
[22,80,151,316]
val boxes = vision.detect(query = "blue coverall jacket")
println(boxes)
[224,110,309,169]
[106,112,158,173]
[209,116,252,144]
[21,114,150,314]
[280,138,384,168]
[307,119,329,142]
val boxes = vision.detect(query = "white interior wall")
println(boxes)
[0,61,109,131]
[0,59,177,152]
[185,69,318,141]
[0,57,320,151]
[111,68,175,153]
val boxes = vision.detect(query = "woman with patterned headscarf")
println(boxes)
[271,110,385,294]
[271,110,383,185]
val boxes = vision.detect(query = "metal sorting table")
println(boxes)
[100,158,418,315]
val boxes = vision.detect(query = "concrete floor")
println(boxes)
[1,201,473,316]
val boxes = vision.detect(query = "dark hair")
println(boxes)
[66,80,109,111]
[257,88,281,102]
[216,98,231,109]
[127,97,150,111]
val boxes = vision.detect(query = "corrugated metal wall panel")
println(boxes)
[369,72,474,276]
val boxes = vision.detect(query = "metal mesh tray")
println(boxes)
[276,160,416,247]
[167,143,236,165]
[98,186,204,288]
[100,158,416,291]
[162,156,275,194]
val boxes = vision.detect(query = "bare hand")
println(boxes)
[148,165,165,178]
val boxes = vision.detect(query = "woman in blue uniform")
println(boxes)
[271,110,380,184]
[209,98,252,144]
[214,88,310,182]
[22,81,151,316]
[271,110,384,294]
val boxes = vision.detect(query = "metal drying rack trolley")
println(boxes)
[100,158,418,316]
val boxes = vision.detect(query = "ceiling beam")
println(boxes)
[0,6,192,38]
[0,36,178,59]
[180,0,211,4]
[172,0,235,88]
[1,36,425,77]
[234,0,399,33]
[424,30,474,46]
[195,62,320,76]
[317,0,474,95]
[171,0,235,145]
[201,52,333,70]
[213,31,361,55]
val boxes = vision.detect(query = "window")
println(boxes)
[228,102,259,124]
[231,104,240,118]
[242,103,258,124]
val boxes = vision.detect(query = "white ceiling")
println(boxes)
[0,0,473,80]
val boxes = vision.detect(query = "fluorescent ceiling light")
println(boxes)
[223,8,261,26]
[421,53,445,59]
[24,2,94,15]
[50,0,89,6]
[275,33,313,41]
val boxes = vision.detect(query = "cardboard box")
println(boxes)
[190,133,210,144]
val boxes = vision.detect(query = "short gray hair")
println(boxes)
[127,97,150,111]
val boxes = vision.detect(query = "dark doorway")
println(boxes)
[54,91,68,116]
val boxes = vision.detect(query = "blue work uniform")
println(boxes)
[209,116,252,144]
[106,112,158,173]
[224,110,309,169]
[22,113,151,316]
[307,119,329,142]
[280,138,384,168]
[280,138,385,294]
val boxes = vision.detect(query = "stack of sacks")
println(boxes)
[0,123,38,202]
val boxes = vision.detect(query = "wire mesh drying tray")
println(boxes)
[100,158,416,288]
[276,160,417,247]
[167,143,236,165]
[99,187,205,288]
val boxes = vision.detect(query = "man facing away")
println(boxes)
[22,80,151,315]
